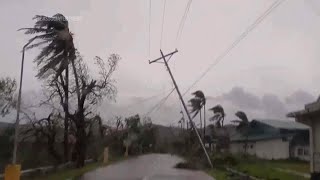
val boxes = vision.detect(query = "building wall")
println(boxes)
[256,138,289,159]
[230,138,290,160]
[292,145,310,161]
[312,119,320,172]
[229,142,256,155]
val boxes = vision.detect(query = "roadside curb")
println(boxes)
[274,168,310,178]
[225,167,264,180]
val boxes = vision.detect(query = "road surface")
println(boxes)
[80,153,214,180]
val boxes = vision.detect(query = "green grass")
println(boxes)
[232,156,309,180]
[234,162,307,180]
[24,156,126,180]
[206,155,309,180]
[206,168,229,180]
[268,160,309,173]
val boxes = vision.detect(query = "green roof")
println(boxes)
[230,119,308,142]
[230,132,280,142]
[254,119,309,130]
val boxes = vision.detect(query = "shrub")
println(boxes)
[175,162,198,170]
[211,154,238,167]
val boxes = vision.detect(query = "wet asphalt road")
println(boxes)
[80,154,214,180]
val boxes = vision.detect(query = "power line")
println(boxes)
[305,0,320,16]
[160,0,167,48]
[145,0,192,116]
[124,90,167,110]
[176,0,193,48]
[149,0,285,111]
[176,0,192,42]
[148,0,152,59]
[144,87,175,117]
[182,0,285,96]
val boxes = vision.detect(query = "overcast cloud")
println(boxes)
[1,0,320,125]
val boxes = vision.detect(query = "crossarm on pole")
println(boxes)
[149,49,178,64]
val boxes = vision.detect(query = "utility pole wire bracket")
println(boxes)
[149,49,178,64]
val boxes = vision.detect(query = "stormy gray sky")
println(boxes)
[1,0,320,125]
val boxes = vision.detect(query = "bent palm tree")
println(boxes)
[189,90,206,138]
[189,97,202,119]
[20,13,75,162]
[232,111,249,129]
[209,105,227,152]
[192,91,207,139]
[232,111,250,154]
[209,105,225,128]
[19,14,75,78]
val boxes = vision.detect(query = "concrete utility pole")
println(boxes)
[149,49,213,168]
[4,36,39,180]
[12,37,38,164]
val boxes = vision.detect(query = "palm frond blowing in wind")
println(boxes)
[19,13,76,162]
[232,111,250,155]
[188,90,206,139]
[232,111,249,130]
[209,104,225,128]
[19,13,75,79]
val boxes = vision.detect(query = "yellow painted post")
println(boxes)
[103,147,109,164]
[4,164,21,180]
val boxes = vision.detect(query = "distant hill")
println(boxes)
[0,121,13,128]
[153,124,184,144]
[153,123,237,142]
[0,122,14,134]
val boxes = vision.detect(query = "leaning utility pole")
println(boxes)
[149,49,213,168]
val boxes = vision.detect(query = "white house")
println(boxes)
[230,119,309,160]
[288,99,320,179]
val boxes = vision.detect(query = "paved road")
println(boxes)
[80,154,214,180]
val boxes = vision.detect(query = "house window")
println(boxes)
[304,149,309,156]
[297,148,303,156]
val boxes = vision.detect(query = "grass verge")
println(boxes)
[206,168,229,180]
[205,155,309,180]
[23,156,126,180]
[233,160,308,180]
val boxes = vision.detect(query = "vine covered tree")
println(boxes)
[69,53,120,167]
[0,77,16,116]
[22,111,63,164]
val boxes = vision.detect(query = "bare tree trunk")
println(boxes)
[63,67,69,162]
[48,137,62,164]
[71,60,81,103]
[71,59,87,168]
[203,104,206,142]
[222,117,224,127]
[75,113,87,168]
[245,135,248,155]
[199,109,202,138]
